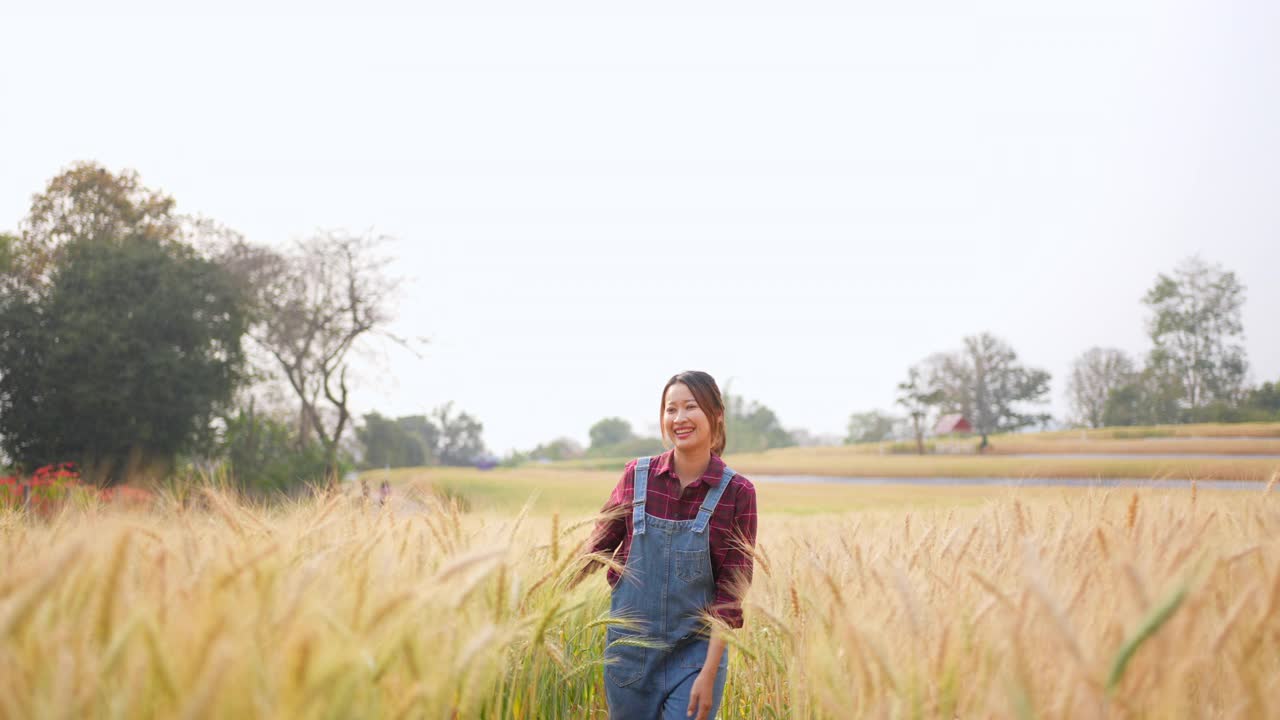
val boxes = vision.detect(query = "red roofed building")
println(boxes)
[933,414,973,435]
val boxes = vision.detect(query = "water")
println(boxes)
[753,474,1262,490]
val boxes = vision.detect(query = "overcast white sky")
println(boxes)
[2,1,1278,454]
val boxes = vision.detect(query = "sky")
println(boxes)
[2,1,1278,454]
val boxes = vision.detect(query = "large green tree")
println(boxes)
[0,164,247,483]
[0,234,245,482]
[724,395,795,454]
[1143,257,1247,409]
[589,417,634,449]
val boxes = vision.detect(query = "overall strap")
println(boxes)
[692,465,736,534]
[632,457,650,536]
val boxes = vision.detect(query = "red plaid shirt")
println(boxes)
[586,449,757,628]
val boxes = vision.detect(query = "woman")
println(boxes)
[581,371,758,720]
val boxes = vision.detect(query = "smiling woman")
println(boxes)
[661,373,727,460]
[577,371,758,720]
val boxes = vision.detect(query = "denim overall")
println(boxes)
[605,456,733,719]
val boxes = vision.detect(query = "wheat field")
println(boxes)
[1,477,1278,719]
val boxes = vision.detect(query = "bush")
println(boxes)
[1111,428,1174,439]
[0,463,154,515]
[220,408,338,494]
[885,441,936,455]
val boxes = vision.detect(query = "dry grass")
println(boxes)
[982,436,1280,456]
[1,479,1278,718]
[722,448,1280,481]
[1025,422,1280,440]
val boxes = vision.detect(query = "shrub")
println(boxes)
[0,463,154,515]
[220,408,337,494]
[885,441,937,455]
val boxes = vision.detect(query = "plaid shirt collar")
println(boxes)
[650,448,727,487]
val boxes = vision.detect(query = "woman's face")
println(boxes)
[663,382,715,453]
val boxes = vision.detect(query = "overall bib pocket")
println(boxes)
[675,549,709,583]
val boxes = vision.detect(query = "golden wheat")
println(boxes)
[0,482,1277,718]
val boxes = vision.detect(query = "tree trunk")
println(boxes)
[323,443,339,489]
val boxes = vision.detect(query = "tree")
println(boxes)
[1244,379,1280,417]
[431,403,486,466]
[244,232,400,484]
[924,333,1051,447]
[528,437,584,462]
[1102,367,1184,427]
[589,417,635,449]
[1143,257,1247,409]
[0,165,247,483]
[357,412,438,469]
[724,395,795,454]
[895,367,942,455]
[845,410,898,445]
[1066,347,1135,428]
[0,233,15,275]
[0,233,246,483]
[221,401,329,493]
[6,162,181,293]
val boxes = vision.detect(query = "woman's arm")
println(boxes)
[568,462,633,587]
[689,481,757,718]
[688,634,729,720]
[708,481,758,628]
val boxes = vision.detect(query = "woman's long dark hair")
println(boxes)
[660,371,727,456]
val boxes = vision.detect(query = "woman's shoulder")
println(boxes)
[618,453,660,482]
[724,467,755,494]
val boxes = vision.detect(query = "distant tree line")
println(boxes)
[846,256,1278,453]
[357,403,487,469]
[1064,257,1270,426]
[493,392,802,467]
[501,417,665,466]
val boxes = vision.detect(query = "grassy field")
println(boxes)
[549,451,1280,482]
[2,476,1278,718]
[374,466,1123,516]
[720,449,1280,482]
[543,422,1280,481]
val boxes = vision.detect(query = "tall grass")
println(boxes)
[0,481,1277,718]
